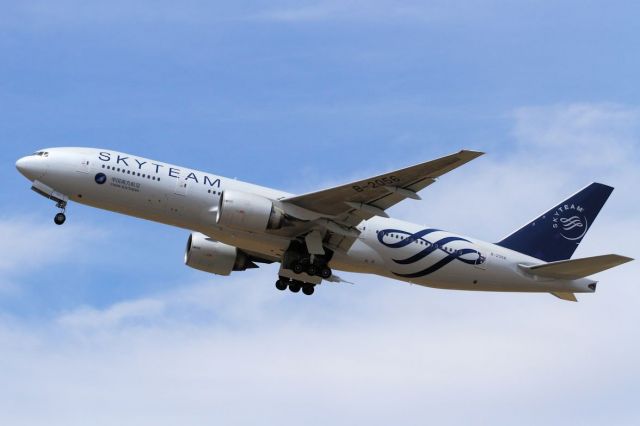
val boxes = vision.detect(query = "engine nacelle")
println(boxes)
[216,190,283,232]
[184,233,255,276]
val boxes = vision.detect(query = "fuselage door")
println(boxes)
[474,250,488,270]
[174,180,188,196]
[77,158,91,174]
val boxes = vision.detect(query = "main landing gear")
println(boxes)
[292,261,332,279]
[53,200,67,226]
[285,245,333,280]
[276,277,315,296]
[277,240,334,297]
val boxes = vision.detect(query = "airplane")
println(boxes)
[15,148,632,301]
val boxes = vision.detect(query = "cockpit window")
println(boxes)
[32,151,49,157]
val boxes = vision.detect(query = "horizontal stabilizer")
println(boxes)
[551,292,578,302]
[520,254,633,280]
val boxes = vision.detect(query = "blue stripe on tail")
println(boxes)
[496,183,614,262]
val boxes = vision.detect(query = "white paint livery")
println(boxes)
[15,147,633,300]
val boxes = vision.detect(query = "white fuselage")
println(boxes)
[17,148,597,294]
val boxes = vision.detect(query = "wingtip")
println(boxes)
[607,254,635,264]
[459,149,485,157]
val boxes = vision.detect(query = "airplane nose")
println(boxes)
[15,157,29,174]
[15,156,45,181]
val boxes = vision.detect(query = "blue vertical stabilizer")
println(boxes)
[497,183,614,262]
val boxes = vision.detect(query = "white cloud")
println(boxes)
[0,217,107,293]
[57,299,165,329]
[253,0,486,23]
[2,0,495,28]
[0,0,240,30]
[512,103,640,168]
[257,3,341,22]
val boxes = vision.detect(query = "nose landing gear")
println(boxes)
[54,212,66,225]
[53,200,67,226]
[30,181,69,226]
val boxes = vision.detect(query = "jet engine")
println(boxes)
[216,190,284,232]
[185,233,257,276]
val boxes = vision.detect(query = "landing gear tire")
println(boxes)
[302,285,315,296]
[289,282,302,293]
[275,279,288,291]
[320,267,332,279]
[293,263,304,275]
[54,213,66,226]
[307,264,317,276]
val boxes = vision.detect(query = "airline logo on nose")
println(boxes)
[553,204,588,241]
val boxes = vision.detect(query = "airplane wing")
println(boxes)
[280,150,484,251]
[283,150,483,223]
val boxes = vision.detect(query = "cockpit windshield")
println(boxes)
[32,151,49,157]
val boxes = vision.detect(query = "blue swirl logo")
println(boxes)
[377,228,486,278]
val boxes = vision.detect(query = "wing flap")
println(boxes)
[520,254,633,280]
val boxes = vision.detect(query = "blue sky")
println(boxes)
[1,1,639,425]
